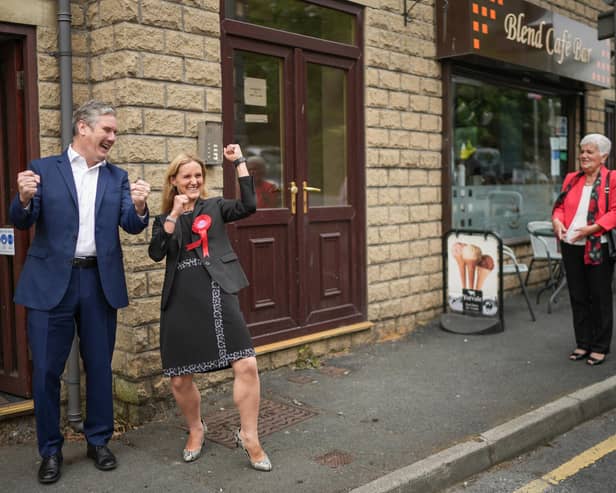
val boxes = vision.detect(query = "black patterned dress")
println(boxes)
[159,212,255,377]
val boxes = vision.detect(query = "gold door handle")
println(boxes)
[302,181,321,214]
[289,181,298,215]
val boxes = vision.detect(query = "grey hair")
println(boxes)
[580,133,612,157]
[72,100,116,136]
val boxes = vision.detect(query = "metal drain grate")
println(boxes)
[205,399,318,448]
[314,450,353,468]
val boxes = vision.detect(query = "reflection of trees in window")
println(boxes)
[452,77,569,241]
[306,64,347,206]
[226,0,355,44]
[454,79,563,185]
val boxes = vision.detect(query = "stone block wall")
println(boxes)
[363,1,443,341]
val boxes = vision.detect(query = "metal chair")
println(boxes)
[526,221,563,304]
[502,245,536,321]
[487,190,524,236]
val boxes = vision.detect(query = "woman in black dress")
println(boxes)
[148,145,271,471]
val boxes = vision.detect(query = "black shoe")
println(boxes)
[569,350,589,361]
[38,452,62,484]
[86,443,117,471]
[587,354,606,366]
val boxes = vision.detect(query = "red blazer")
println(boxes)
[552,166,616,234]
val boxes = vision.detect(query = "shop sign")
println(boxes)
[436,0,610,88]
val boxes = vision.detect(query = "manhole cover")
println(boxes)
[205,399,318,448]
[319,365,350,377]
[314,450,353,468]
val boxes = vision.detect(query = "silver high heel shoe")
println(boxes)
[234,429,272,472]
[182,420,207,463]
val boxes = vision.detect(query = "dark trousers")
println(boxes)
[561,242,614,354]
[27,266,117,458]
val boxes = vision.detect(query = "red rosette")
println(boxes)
[185,214,212,257]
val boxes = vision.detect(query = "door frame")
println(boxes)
[220,2,366,344]
[0,22,40,397]
[0,22,40,162]
[605,100,615,169]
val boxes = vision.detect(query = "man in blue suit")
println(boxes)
[9,100,150,484]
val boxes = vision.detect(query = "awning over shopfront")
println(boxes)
[436,0,611,89]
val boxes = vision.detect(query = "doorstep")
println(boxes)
[0,399,34,419]
[255,321,374,356]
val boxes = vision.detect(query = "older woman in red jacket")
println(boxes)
[552,133,616,366]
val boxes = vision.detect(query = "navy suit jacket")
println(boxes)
[9,151,148,310]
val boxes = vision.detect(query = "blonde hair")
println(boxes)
[161,153,207,214]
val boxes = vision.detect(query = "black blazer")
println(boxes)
[148,176,256,310]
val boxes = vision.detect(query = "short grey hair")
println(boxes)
[72,100,116,136]
[580,133,612,157]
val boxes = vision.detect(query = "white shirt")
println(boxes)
[565,185,606,245]
[68,145,105,257]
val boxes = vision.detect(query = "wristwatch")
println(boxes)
[233,157,247,167]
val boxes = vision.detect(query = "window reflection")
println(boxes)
[307,63,347,207]
[452,77,567,240]
[226,0,355,45]
[233,51,284,209]
[246,155,281,209]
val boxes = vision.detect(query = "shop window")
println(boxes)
[451,76,568,241]
[225,0,355,45]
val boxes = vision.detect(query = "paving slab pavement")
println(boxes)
[1,292,616,493]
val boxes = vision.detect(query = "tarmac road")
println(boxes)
[1,292,616,493]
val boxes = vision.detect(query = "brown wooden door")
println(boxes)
[223,38,366,345]
[299,52,363,328]
[0,38,31,397]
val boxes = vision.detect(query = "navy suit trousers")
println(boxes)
[27,265,117,458]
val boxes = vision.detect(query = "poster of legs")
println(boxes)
[447,233,500,317]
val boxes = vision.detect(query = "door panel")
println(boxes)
[305,220,355,325]
[236,217,298,339]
